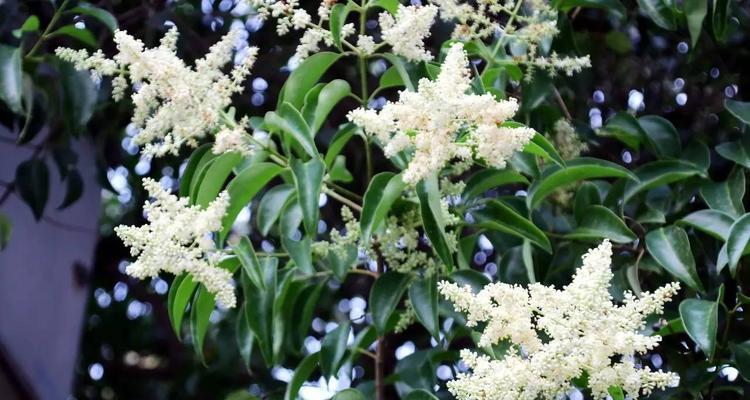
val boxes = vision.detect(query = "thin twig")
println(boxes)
[553,87,573,121]
[324,187,363,213]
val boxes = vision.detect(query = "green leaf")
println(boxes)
[267,103,318,158]
[712,0,731,42]
[382,53,416,91]
[409,274,440,340]
[623,160,704,203]
[257,184,295,236]
[328,244,358,280]
[526,158,636,209]
[12,15,40,38]
[360,172,407,246]
[473,200,552,253]
[180,144,213,196]
[638,115,681,158]
[727,213,750,277]
[637,0,677,30]
[56,58,97,135]
[699,169,745,218]
[282,235,314,274]
[234,236,265,290]
[68,3,118,31]
[279,52,342,109]
[379,66,405,90]
[280,198,304,237]
[51,25,97,47]
[716,136,750,169]
[566,205,637,243]
[329,3,354,50]
[555,0,626,19]
[451,269,491,292]
[284,352,320,400]
[684,0,707,47]
[242,257,278,365]
[331,389,366,400]
[320,321,351,378]
[330,155,353,183]
[370,271,411,335]
[645,226,704,292]
[190,286,215,361]
[325,124,359,168]
[679,297,719,359]
[0,213,12,251]
[416,175,454,269]
[730,340,750,382]
[303,79,351,134]
[220,162,284,242]
[15,159,49,220]
[725,99,750,125]
[523,131,565,167]
[599,112,645,150]
[194,152,243,206]
[236,305,254,371]
[463,169,528,200]
[169,275,197,340]
[290,157,325,236]
[607,386,625,400]
[574,182,601,224]
[0,45,23,114]
[678,209,735,241]
[57,169,84,210]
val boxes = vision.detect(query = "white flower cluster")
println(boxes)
[56,28,258,157]
[428,0,591,77]
[348,43,534,184]
[439,240,681,399]
[115,179,237,308]
[213,117,255,155]
[379,5,438,62]
[248,1,438,62]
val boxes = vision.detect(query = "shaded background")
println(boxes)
[0,0,749,399]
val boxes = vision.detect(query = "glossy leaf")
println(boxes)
[220,162,284,242]
[282,235,314,274]
[526,158,636,209]
[382,53,416,91]
[725,99,750,125]
[278,52,342,109]
[523,131,565,167]
[684,0,707,47]
[242,257,278,365]
[473,200,552,253]
[193,152,243,206]
[266,103,318,158]
[284,352,320,400]
[608,386,625,400]
[370,271,411,335]
[324,124,359,168]
[0,44,22,114]
[179,144,213,196]
[360,172,406,246]
[56,59,97,134]
[51,25,97,47]
[303,79,351,134]
[637,0,677,30]
[730,340,750,382]
[556,0,625,18]
[190,286,215,361]
[12,16,40,38]
[623,160,703,203]
[712,0,731,42]
[290,157,325,236]
[566,205,637,243]
[234,236,265,290]
[645,226,704,292]
[678,209,734,241]
[574,182,601,224]
[329,3,353,50]
[599,112,645,149]
[716,136,750,169]
[679,297,718,359]
[727,213,750,276]
[699,169,745,218]
[417,175,454,269]
[463,169,528,200]
[236,306,254,371]
[637,115,681,158]
[320,321,351,378]
[257,184,295,236]
[0,213,11,250]
[329,155,353,183]
[331,389,366,400]
[15,159,49,220]
[169,275,196,340]
[409,274,440,340]
[68,3,119,31]
[403,389,439,400]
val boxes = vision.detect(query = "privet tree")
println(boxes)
[2,0,750,398]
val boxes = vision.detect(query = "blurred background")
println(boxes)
[0,0,748,399]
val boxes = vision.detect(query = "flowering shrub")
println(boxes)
[2,0,750,399]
